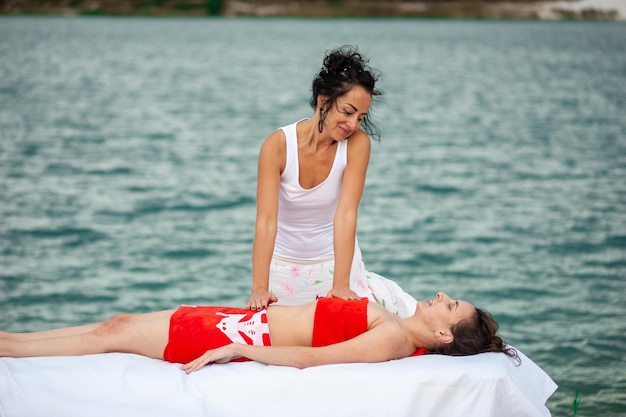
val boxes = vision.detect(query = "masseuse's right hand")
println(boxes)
[247,289,278,310]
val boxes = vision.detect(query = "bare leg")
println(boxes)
[0,310,174,342]
[0,310,175,360]
[0,323,102,341]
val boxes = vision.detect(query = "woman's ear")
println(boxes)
[317,96,328,110]
[435,329,454,345]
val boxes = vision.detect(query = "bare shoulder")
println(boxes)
[347,129,371,151]
[261,129,286,153]
[366,302,400,329]
[258,129,287,173]
[364,304,414,359]
[346,130,371,166]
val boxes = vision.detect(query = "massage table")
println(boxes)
[0,347,556,417]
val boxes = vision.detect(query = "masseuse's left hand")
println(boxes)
[327,285,360,301]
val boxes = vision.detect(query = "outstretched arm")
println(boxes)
[248,131,284,310]
[328,131,370,300]
[181,320,412,373]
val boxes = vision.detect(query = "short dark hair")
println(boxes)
[432,308,520,362]
[310,45,383,140]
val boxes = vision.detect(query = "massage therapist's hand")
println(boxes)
[181,345,239,374]
[327,285,360,301]
[247,289,278,310]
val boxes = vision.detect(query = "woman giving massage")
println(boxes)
[0,292,517,372]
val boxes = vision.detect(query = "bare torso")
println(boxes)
[265,300,398,347]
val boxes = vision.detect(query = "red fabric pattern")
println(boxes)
[163,306,270,364]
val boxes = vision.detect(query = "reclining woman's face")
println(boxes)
[417,292,476,333]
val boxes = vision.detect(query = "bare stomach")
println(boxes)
[266,303,316,346]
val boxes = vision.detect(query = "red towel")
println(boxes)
[163,306,270,363]
[312,298,369,347]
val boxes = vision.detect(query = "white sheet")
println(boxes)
[0,348,556,417]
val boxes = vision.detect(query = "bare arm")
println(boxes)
[328,131,371,299]
[181,320,411,373]
[248,131,284,309]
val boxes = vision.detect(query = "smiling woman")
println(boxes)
[247,45,398,311]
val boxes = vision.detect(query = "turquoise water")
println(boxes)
[1,17,625,416]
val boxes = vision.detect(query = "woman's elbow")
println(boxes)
[334,210,358,226]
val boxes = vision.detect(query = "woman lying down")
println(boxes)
[0,292,518,372]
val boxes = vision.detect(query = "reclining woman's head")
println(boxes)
[432,305,519,361]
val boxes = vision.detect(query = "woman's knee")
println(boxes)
[107,313,134,323]
[94,314,134,337]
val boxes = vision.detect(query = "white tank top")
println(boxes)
[273,120,347,261]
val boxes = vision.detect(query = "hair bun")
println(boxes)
[322,45,366,76]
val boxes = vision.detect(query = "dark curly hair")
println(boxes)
[431,308,520,363]
[310,45,383,141]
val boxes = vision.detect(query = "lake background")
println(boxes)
[1,17,625,416]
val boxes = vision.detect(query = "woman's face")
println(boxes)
[417,292,476,332]
[321,85,372,141]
